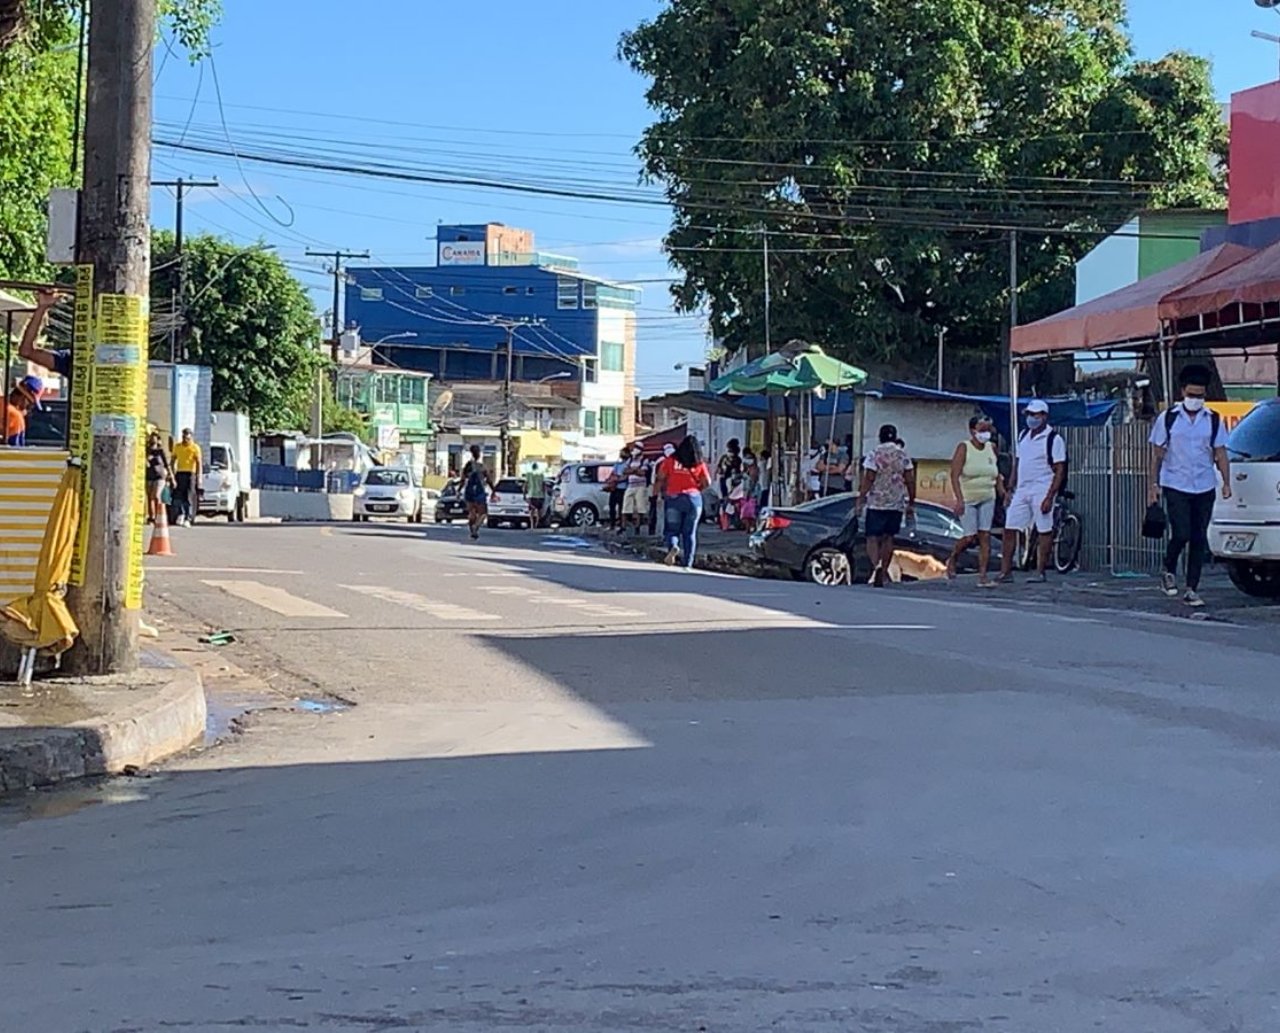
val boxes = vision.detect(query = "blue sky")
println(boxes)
[151,0,1279,397]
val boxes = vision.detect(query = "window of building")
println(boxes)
[525,286,536,296]
[557,277,579,309]
[502,286,518,295]
[359,287,383,301]
[414,286,433,299]
[400,378,426,405]
[374,376,397,404]
[582,283,598,309]
[600,340,624,372]
[583,410,597,437]
[450,286,466,296]
[599,406,622,436]
[582,358,598,384]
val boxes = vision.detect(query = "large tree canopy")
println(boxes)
[621,1,1227,385]
[153,231,324,431]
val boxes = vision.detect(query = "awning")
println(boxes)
[878,381,1117,443]
[1010,243,1255,357]
[642,391,768,420]
[1159,238,1280,320]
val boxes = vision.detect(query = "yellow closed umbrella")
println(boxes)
[2,460,83,672]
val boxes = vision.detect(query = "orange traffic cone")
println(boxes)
[147,506,175,557]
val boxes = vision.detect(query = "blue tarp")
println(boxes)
[878,382,1117,442]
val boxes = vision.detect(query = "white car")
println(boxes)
[549,462,614,527]
[1209,398,1280,598]
[487,477,532,529]
[352,467,426,523]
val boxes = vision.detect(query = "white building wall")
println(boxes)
[580,306,631,460]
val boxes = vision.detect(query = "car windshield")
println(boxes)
[209,445,229,470]
[1226,401,1280,463]
[495,479,525,494]
[365,469,410,486]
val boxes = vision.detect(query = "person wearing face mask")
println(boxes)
[620,443,652,537]
[998,399,1067,584]
[649,442,676,534]
[1148,364,1231,607]
[946,415,1005,586]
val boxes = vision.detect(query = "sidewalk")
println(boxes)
[0,649,206,793]
[564,523,1280,624]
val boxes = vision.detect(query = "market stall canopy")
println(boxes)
[642,391,768,421]
[1010,243,1255,357]
[710,343,867,395]
[1159,238,1280,321]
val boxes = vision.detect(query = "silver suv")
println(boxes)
[550,462,614,527]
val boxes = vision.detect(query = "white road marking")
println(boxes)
[151,566,304,575]
[202,580,347,618]
[523,595,647,618]
[476,585,539,596]
[341,584,501,621]
[440,571,520,578]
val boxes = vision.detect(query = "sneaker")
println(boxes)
[1183,589,1206,608]
[1026,572,1047,584]
[663,546,680,566]
[1160,572,1178,597]
[994,572,1015,585]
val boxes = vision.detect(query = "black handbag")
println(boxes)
[1141,502,1168,540]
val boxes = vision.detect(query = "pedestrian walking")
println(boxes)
[607,447,629,530]
[857,424,917,588]
[171,428,202,526]
[145,432,175,525]
[654,435,711,570]
[946,415,1005,586]
[620,443,651,536]
[648,442,675,535]
[524,461,547,528]
[1148,364,1231,607]
[998,399,1067,583]
[717,438,743,499]
[460,444,495,540]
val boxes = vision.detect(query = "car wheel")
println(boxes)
[234,495,248,523]
[804,548,852,586]
[569,502,598,527]
[1227,560,1280,598]
[225,510,235,523]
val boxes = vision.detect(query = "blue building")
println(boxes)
[344,223,640,464]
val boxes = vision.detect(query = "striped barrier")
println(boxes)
[0,448,70,600]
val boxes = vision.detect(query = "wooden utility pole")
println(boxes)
[152,177,218,361]
[306,249,369,361]
[66,0,156,675]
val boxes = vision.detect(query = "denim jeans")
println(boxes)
[664,492,703,569]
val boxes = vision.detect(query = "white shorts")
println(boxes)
[1005,489,1054,534]
[622,484,649,515]
[959,497,996,536]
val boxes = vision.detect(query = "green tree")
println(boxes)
[621,2,1227,383]
[153,231,326,431]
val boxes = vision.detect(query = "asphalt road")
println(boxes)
[6,519,1280,1032]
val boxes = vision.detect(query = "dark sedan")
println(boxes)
[748,493,1000,584]
[433,480,467,524]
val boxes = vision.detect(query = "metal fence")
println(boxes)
[1062,422,1164,574]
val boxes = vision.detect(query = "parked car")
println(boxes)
[488,477,533,529]
[1210,397,1280,598]
[352,467,425,523]
[749,494,1000,585]
[550,462,614,527]
[433,479,467,523]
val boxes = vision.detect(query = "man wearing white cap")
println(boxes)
[998,399,1067,583]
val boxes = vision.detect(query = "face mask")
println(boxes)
[1183,396,1205,413]
[976,431,992,444]
[1025,415,1045,431]
[662,446,675,458]
[631,450,642,458]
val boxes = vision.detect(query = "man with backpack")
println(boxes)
[459,444,495,541]
[998,399,1067,584]
[1148,364,1231,607]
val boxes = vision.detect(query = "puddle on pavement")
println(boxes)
[294,698,350,715]
[0,776,155,826]
[543,536,593,549]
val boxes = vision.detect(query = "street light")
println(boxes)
[373,331,417,345]
[536,371,572,384]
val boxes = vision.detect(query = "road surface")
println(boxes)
[5,520,1280,1032]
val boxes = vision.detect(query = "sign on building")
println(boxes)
[438,241,486,266]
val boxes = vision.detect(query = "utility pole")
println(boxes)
[494,317,542,477]
[306,249,370,361]
[936,326,948,392]
[761,227,772,355]
[1008,229,1020,445]
[152,177,218,362]
[67,0,156,675]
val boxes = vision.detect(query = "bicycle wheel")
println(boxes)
[1053,513,1082,574]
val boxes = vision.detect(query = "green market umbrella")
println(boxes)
[709,342,867,396]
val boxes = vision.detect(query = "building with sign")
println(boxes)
[344,223,638,464]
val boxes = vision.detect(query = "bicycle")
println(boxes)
[1019,491,1083,574]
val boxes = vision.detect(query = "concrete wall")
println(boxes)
[257,490,354,522]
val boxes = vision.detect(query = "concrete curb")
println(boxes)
[0,665,206,793]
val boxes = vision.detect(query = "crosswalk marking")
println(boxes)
[440,571,520,578]
[476,585,538,596]
[341,584,500,621]
[202,580,347,618]
[524,595,646,618]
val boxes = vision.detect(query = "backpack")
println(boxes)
[1018,427,1069,490]
[1161,406,1220,449]
[463,463,487,502]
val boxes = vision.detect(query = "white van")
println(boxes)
[1209,397,1280,598]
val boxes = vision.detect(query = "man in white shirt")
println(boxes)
[1148,364,1231,607]
[998,399,1068,584]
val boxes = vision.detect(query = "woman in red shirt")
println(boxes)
[653,435,711,569]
